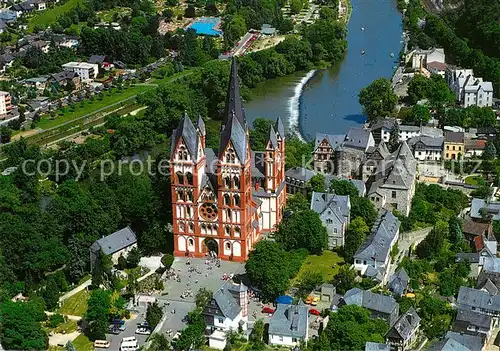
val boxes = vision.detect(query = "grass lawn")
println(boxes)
[58,290,90,317]
[72,334,93,351]
[28,0,84,31]
[464,175,481,185]
[293,251,345,285]
[37,85,153,130]
[97,7,131,22]
[53,319,78,334]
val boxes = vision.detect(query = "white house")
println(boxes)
[447,68,494,107]
[411,48,445,70]
[89,226,138,270]
[203,283,248,350]
[0,91,12,115]
[310,191,350,248]
[353,210,401,283]
[407,135,444,161]
[61,62,98,80]
[268,304,309,347]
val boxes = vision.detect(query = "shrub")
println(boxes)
[161,254,174,269]
[48,313,65,328]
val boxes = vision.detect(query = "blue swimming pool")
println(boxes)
[187,17,222,36]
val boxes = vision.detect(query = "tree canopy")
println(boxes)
[359,78,398,123]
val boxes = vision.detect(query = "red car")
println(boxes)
[309,308,321,316]
[262,306,275,314]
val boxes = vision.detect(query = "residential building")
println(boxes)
[0,91,12,115]
[465,139,486,158]
[310,191,350,248]
[10,2,33,16]
[407,135,443,161]
[471,198,500,221]
[26,0,46,11]
[456,248,495,278]
[443,131,464,160]
[340,288,399,326]
[335,128,376,178]
[353,210,401,283]
[48,70,81,90]
[371,118,397,144]
[61,61,98,80]
[462,218,496,254]
[169,59,286,261]
[399,125,420,142]
[313,132,346,173]
[31,40,49,53]
[89,55,107,65]
[203,283,248,350]
[453,308,495,342]
[366,142,417,216]
[388,268,409,297]
[411,48,445,70]
[268,303,309,347]
[285,167,317,196]
[23,76,48,91]
[366,343,390,351]
[447,68,493,107]
[457,286,500,319]
[385,307,421,351]
[429,332,484,351]
[426,61,448,78]
[363,141,391,182]
[89,226,138,270]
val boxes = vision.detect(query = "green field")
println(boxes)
[72,335,93,351]
[28,0,84,32]
[293,251,345,284]
[37,85,153,130]
[464,175,481,185]
[58,290,90,317]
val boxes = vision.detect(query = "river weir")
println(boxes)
[244,0,403,140]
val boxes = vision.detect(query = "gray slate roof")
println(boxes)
[91,226,137,255]
[252,151,265,178]
[171,113,199,160]
[274,117,285,139]
[370,118,396,131]
[268,303,308,339]
[285,167,317,183]
[445,332,483,351]
[444,131,465,143]
[344,128,372,150]
[354,210,400,263]
[314,133,345,151]
[386,307,420,342]
[197,115,205,135]
[365,342,390,351]
[408,135,444,149]
[455,309,492,330]
[388,268,409,296]
[457,286,500,313]
[89,55,106,64]
[483,257,500,274]
[342,288,398,315]
[267,125,278,149]
[310,191,350,223]
[211,287,242,320]
[470,198,500,221]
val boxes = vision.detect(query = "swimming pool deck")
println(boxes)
[186,17,222,36]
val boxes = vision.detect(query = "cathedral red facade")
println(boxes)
[170,59,286,261]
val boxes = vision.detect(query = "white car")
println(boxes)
[135,327,151,335]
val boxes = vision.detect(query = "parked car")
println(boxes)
[262,306,275,314]
[135,327,151,335]
[309,308,321,316]
[108,325,121,335]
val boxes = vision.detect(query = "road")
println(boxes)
[59,279,92,302]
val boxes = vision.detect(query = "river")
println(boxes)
[244,0,403,141]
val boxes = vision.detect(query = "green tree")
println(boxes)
[344,217,369,261]
[330,179,359,197]
[250,118,274,151]
[322,305,389,350]
[351,197,377,227]
[388,123,400,153]
[407,104,431,125]
[126,247,141,268]
[275,210,328,254]
[146,302,163,329]
[222,15,247,48]
[250,319,265,343]
[359,78,398,123]
[416,220,448,259]
[285,136,314,169]
[195,288,213,309]
[308,174,326,193]
[286,193,310,213]
[65,341,76,351]
[290,0,304,14]
[145,333,170,351]
[332,265,357,294]
[407,74,430,104]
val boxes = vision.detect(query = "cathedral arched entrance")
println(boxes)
[203,238,219,257]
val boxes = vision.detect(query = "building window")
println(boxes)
[218,318,224,324]
[188,238,194,247]
[446,153,449,158]
[225,225,230,235]
[233,176,240,188]
[186,172,193,185]
[446,145,449,150]
[292,338,298,343]
[459,146,461,151]
[452,146,455,151]
[234,194,240,207]
[224,194,230,205]
[333,228,338,234]
[225,242,231,250]
[326,219,333,224]
[279,336,284,342]
[392,191,396,199]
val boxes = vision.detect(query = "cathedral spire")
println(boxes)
[224,57,246,127]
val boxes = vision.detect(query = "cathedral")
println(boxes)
[169,59,287,262]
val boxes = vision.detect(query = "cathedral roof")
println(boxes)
[268,125,278,149]
[224,58,246,127]
[197,115,206,135]
[275,116,285,139]
[171,113,198,159]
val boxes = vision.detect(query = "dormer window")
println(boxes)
[226,148,236,163]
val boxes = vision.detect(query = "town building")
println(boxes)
[464,139,486,158]
[268,303,309,347]
[407,135,443,161]
[457,286,500,319]
[336,128,376,178]
[429,331,484,351]
[366,343,390,351]
[362,141,391,182]
[385,307,421,351]
[89,226,138,271]
[0,91,12,115]
[23,76,48,91]
[410,48,445,70]
[310,191,350,248]
[169,59,286,262]
[365,142,417,216]
[340,288,399,326]
[285,167,317,196]
[313,133,346,173]
[446,68,493,108]
[371,118,397,144]
[399,125,420,142]
[370,119,443,145]
[48,70,81,90]
[353,210,401,283]
[426,61,448,78]
[453,308,495,343]
[443,131,465,160]
[202,283,248,350]
[61,62,98,80]
[388,268,410,297]
[470,198,500,221]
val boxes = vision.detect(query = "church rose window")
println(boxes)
[199,203,218,221]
